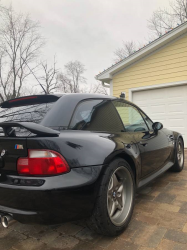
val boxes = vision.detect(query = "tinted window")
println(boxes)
[0,103,54,124]
[69,99,124,132]
[113,100,148,132]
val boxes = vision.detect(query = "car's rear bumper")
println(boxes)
[0,166,103,224]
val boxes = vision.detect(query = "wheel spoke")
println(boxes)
[110,200,116,217]
[117,183,124,193]
[178,143,182,155]
[112,173,119,189]
[108,176,113,192]
[107,196,112,212]
[177,141,184,167]
[117,194,123,209]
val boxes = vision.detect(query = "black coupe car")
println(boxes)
[0,93,184,236]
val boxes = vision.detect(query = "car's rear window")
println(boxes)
[0,103,54,124]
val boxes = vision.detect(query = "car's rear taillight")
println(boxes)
[17,150,70,176]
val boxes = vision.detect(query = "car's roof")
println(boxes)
[0,93,136,109]
[59,93,136,106]
[0,93,115,106]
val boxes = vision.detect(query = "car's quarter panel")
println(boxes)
[26,131,116,168]
[26,131,140,170]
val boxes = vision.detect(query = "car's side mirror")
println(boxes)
[152,122,163,132]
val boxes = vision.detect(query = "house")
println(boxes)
[96,22,187,146]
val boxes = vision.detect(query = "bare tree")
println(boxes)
[0,5,44,101]
[81,81,108,95]
[39,57,59,94]
[114,41,136,61]
[148,0,187,37]
[21,85,39,96]
[57,73,72,93]
[58,60,86,93]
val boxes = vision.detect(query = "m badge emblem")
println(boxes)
[15,145,24,149]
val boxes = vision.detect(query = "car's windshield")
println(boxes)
[0,103,54,124]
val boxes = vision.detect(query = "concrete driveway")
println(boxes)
[1,152,187,250]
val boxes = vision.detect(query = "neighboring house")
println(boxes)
[96,22,187,146]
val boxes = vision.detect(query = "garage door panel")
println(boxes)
[168,118,184,124]
[168,103,184,113]
[132,84,187,147]
[150,104,166,114]
[167,96,185,102]
[149,88,165,98]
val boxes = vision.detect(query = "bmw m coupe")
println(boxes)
[0,93,184,236]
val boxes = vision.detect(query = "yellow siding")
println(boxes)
[113,35,187,99]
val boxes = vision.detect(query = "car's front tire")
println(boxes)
[87,158,135,236]
[171,137,184,172]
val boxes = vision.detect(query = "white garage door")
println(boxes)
[132,85,187,147]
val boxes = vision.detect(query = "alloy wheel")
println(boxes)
[107,166,133,226]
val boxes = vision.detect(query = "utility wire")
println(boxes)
[21,57,47,95]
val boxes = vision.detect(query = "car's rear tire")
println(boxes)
[171,138,184,172]
[87,158,135,236]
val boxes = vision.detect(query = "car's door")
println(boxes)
[137,111,172,177]
[113,100,171,177]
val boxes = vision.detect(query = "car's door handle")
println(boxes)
[139,141,148,147]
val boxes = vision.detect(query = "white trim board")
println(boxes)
[129,80,187,102]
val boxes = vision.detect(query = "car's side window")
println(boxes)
[140,111,153,131]
[69,99,124,132]
[113,100,149,132]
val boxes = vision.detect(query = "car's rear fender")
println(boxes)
[172,132,184,163]
[26,131,138,169]
[100,146,141,187]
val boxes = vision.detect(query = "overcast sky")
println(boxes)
[2,0,170,85]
